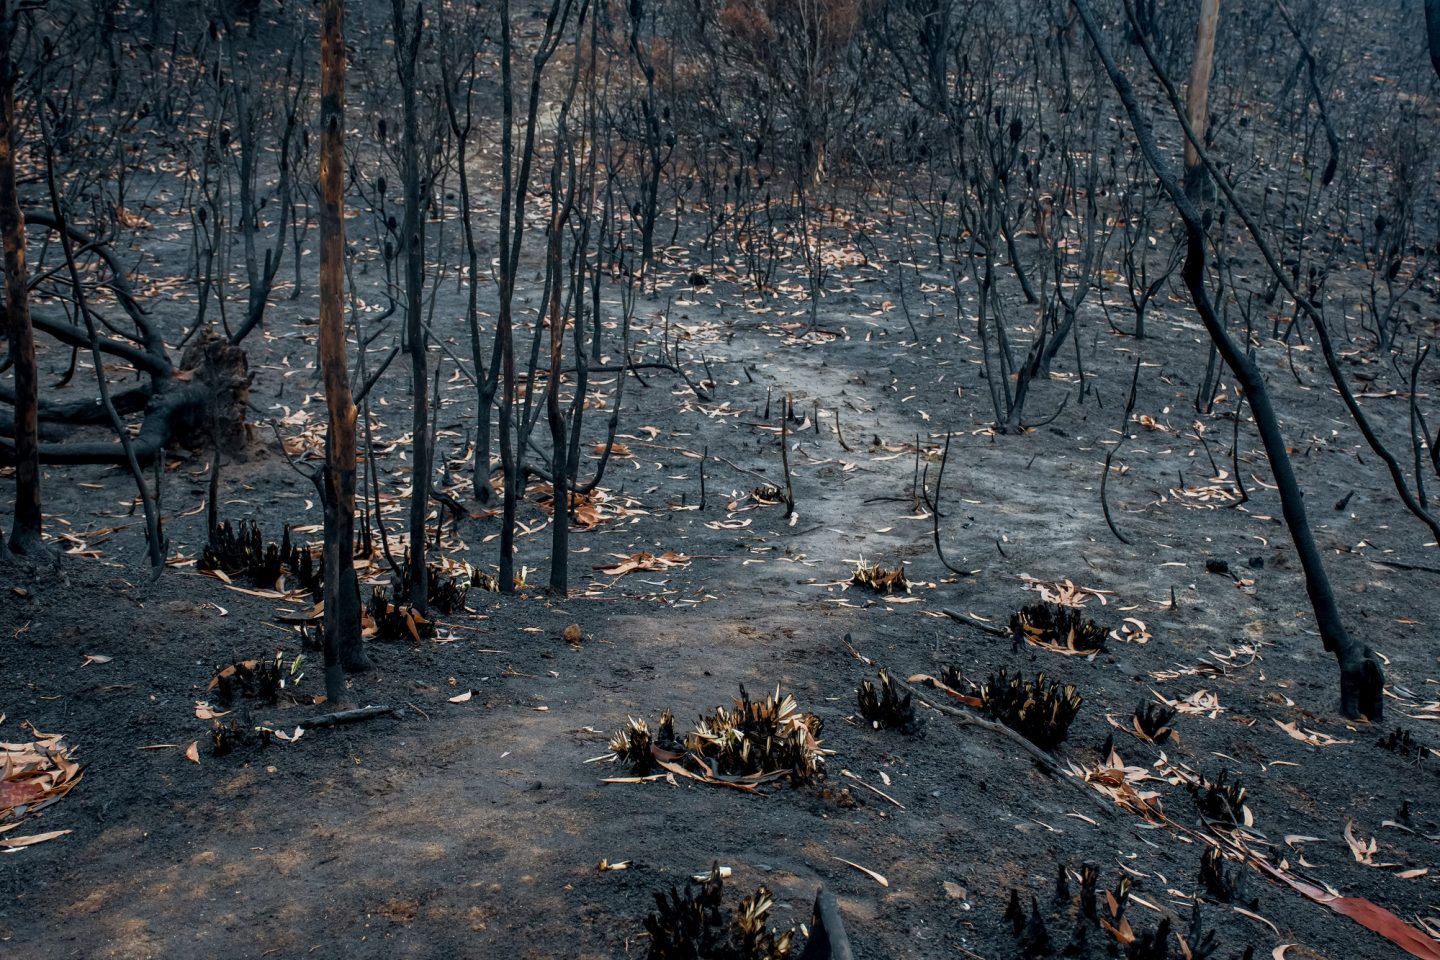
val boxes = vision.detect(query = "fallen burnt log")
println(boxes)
[0,209,251,466]
[0,378,208,466]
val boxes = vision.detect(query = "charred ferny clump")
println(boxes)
[428,562,473,614]
[1005,861,1166,959]
[979,669,1082,750]
[1191,769,1248,825]
[609,711,681,776]
[1199,847,1257,909]
[209,649,287,707]
[397,550,474,613]
[688,687,824,783]
[1009,601,1107,654]
[644,865,799,960]
[1125,916,1171,960]
[200,520,321,594]
[857,669,918,733]
[367,586,436,642]
[607,688,824,786]
[1377,727,1428,761]
[850,560,908,594]
[1133,702,1177,744]
[210,716,274,756]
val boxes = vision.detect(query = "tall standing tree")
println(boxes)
[1073,0,1385,720]
[318,0,367,701]
[1427,0,1440,78]
[1183,0,1220,198]
[390,0,430,610]
[0,0,48,558]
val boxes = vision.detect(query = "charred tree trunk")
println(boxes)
[1073,0,1384,721]
[1183,0,1220,199]
[318,0,367,700]
[391,0,429,609]
[1428,0,1440,79]
[0,1,47,557]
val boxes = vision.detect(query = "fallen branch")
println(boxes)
[296,704,399,730]
[889,673,1114,820]
[941,607,1011,638]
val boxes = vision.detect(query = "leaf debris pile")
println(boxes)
[1,723,82,852]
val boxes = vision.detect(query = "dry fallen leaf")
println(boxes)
[80,654,113,667]
[0,829,71,851]
[832,856,888,887]
[184,741,201,764]
[448,690,474,703]
[594,551,690,577]
[1274,719,1352,748]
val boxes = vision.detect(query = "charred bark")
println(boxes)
[0,0,47,556]
[318,0,367,699]
[1073,0,1385,721]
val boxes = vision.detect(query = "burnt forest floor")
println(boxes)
[3,210,1440,960]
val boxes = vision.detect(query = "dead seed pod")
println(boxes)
[856,669,918,734]
[1009,601,1107,655]
[850,560,908,594]
[978,668,1082,750]
[1190,769,1248,825]
[1376,727,1427,760]
[644,864,800,960]
[1198,847,1256,909]
[366,586,436,642]
[1133,701,1177,744]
